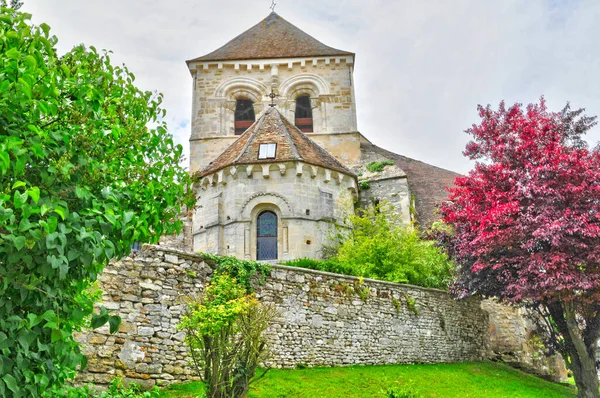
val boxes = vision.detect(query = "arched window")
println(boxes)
[295,95,313,133]
[257,211,278,260]
[234,99,256,135]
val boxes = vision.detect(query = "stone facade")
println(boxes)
[188,58,359,173]
[482,300,568,382]
[356,144,412,223]
[76,246,489,388]
[194,161,356,260]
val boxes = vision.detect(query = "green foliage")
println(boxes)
[200,253,271,292]
[42,384,94,398]
[283,203,453,290]
[282,257,357,277]
[336,203,452,288]
[392,298,401,313]
[178,274,277,398]
[366,160,394,173]
[0,0,22,10]
[383,386,421,398]
[44,378,160,398]
[353,277,370,302]
[97,378,160,398]
[287,203,452,289]
[0,9,194,396]
[358,181,370,190]
[402,294,419,315]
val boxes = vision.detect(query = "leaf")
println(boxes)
[75,186,89,199]
[27,313,43,328]
[59,261,68,279]
[14,153,26,174]
[5,47,19,60]
[90,314,109,329]
[13,190,28,209]
[13,236,26,251]
[0,152,9,174]
[11,181,26,189]
[24,55,37,70]
[27,187,40,204]
[108,315,121,334]
[123,211,134,224]
[54,206,66,220]
[51,329,61,343]
[2,374,18,393]
[41,310,57,322]
[46,216,57,234]
[39,23,50,36]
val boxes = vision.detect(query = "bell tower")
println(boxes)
[186,12,360,173]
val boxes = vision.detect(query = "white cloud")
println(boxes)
[24,0,600,173]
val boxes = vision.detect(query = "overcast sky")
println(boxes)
[23,0,600,174]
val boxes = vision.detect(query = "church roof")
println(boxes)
[196,107,356,178]
[187,12,353,63]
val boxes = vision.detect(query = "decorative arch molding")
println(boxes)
[279,74,330,98]
[215,77,269,100]
[241,192,292,219]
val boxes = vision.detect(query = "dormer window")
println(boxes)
[258,143,276,159]
[234,99,256,135]
[295,95,313,133]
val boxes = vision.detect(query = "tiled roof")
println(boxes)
[361,142,461,227]
[187,12,353,63]
[196,107,356,178]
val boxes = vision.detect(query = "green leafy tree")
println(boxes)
[335,203,452,289]
[0,1,22,11]
[0,8,194,396]
[179,274,276,398]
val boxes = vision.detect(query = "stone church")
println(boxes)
[185,12,459,261]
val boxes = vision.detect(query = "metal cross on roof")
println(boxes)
[268,89,279,107]
[270,0,277,12]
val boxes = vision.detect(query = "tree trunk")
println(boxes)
[572,361,600,398]
[549,301,600,398]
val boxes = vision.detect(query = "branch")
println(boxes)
[249,367,270,385]
[583,303,600,353]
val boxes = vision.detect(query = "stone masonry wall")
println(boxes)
[76,245,488,389]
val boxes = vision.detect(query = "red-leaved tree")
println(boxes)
[441,99,600,398]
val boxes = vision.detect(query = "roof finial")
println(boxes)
[268,89,280,107]
[270,0,277,12]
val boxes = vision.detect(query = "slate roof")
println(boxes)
[360,142,461,227]
[187,12,354,63]
[196,107,356,178]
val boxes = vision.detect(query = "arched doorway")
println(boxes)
[257,211,278,260]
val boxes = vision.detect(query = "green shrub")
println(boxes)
[335,203,453,289]
[97,378,160,398]
[43,378,160,398]
[200,253,271,292]
[178,274,277,398]
[366,160,395,172]
[384,386,421,398]
[359,181,371,190]
[281,258,358,277]
[43,384,94,398]
[285,203,453,289]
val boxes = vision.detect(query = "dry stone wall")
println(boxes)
[76,245,488,389]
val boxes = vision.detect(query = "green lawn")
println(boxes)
[159,361,577,398]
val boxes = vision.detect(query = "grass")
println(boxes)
[159,361,576,398]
